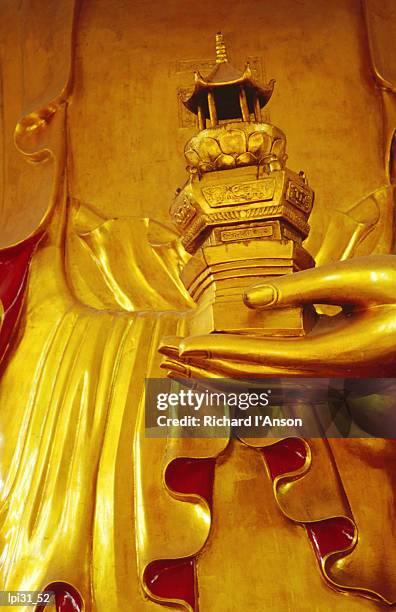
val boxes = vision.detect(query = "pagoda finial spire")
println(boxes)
[215,32,228,63]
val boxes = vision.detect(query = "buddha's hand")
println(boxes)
[159,255,396,378]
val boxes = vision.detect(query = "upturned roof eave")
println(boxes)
[183,77,276,114]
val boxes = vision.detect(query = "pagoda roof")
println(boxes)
[183,33,275,117]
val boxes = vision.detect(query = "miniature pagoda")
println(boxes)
[170,34,316,336]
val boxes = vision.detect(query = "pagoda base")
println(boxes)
[182,239,317,337]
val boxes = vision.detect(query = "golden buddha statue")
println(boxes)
[0,1,395,611]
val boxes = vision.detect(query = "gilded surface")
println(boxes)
[0,1,395,611]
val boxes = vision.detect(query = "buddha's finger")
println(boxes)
[160,357,223,379]
[244,255,396,310]
[178,310,396,375]
[158,336,183,358]
[161,355,317,378]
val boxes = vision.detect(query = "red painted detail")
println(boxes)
[307,517,355,561]
[261,437,307,480]
[260,437,356,575]
[0,233,44,364]
[153,457,213,610]
[35,582,83,612]
[165,457,215,508]
[144,557,196,610]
